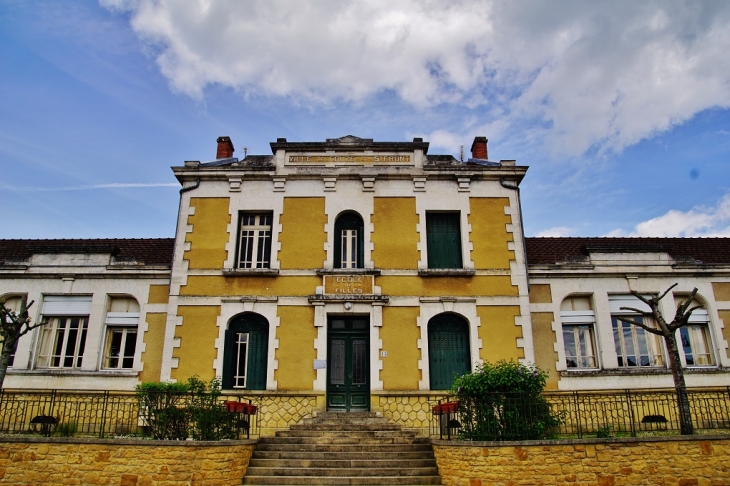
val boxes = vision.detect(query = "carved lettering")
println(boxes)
[323,275,373,295]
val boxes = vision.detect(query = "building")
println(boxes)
[1,135,729,417]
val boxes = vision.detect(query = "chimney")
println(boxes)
[470,136,488,160]
[216,136,234,159]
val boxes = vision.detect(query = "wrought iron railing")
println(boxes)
[432,388,730,440]
[0,389,263,439]
[2,388,729,441]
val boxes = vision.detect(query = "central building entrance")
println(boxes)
[327,317,370,411]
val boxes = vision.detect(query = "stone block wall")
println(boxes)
[433,436,730,485]
[0,437,254,486]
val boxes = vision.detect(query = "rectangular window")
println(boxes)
[561,310,597,369]
[103,297,139,370]
[233,332,250,388]
[36,316,89,368]
[104,328,136,369]
[237,213,272,268]
[340,229,358,268]
[426,212,462,269]
[680,308,715,366]
[611,316,664,368]
[1,296,23,367]
[36,296,92,369]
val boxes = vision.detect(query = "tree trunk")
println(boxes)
[0,336,15,390]
[665,332,694,435]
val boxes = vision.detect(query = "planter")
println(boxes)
[224,401,258,415]
[432,401,459,415]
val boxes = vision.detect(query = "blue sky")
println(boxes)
[1,0,729,239]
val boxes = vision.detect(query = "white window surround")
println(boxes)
[35,296,92,370]
[236,212,273,269]
[609,295,665,369]
[102,311,139,370]
[416,300,481,390]
[680,309,716,367]
[561,310,599,370]
[213,299,279,391]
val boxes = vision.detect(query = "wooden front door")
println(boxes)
[327,317,370,411]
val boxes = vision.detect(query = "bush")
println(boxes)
[136,377,238,441]
[450,361,562,441]
[187,376,236,441]
[136,381,190,440]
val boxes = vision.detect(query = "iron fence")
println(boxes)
[0,389,261,439]
[432,388,730,440]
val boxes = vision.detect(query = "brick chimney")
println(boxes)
[216,136,234,159]
[470,136,488,160]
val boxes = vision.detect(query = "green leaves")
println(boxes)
[450,360,547,398]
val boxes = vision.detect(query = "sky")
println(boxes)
[1,0,729,239]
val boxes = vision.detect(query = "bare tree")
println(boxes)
[0,297,47,389]
[617,283,702,435]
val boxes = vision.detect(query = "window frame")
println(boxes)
[223,313,269,390]
[680,309,716,367]
[560,310,599,370]
[428,313,471,390]
[611,315,665,369]
[35,316,89,369]
[334,212,364,269]
[35,296,92,370]
[426,211,463,269]
[236,212,273,269]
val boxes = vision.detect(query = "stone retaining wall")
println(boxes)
[433,436,730,486]
[0,437,255,486]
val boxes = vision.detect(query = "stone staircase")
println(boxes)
[242,411,442,485]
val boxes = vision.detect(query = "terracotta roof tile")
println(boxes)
[525,237,730,265]
[0,238,175,267]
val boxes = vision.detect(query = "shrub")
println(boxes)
[54,420,77,437]
[135,381,190,440]
[450,361,562,441]
[136,377,238,441]
[187,376,236,441]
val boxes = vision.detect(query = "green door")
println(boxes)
[327,317,370,411]
[428,314,471,390]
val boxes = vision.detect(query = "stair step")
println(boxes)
[252,451,435,460]
[242,476,441,485]
[248,459,437,469]
[243,412,441,486]
[245,467,439,478]
[254,443,434,453]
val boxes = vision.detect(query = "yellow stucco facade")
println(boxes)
[380,307,422,389]
[275,306,318,390]
[371,197,420,269]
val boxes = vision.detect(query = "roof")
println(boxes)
[270,135,430,154]
[0,238,175,266]
[525,237,730,265]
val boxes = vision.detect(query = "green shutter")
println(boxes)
[247,323,268,390]
[222,329,235,389]
[428,314,470,390]
[427,213,462,268]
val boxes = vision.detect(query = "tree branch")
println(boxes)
[658,283,678,302]
[615,315,664,336]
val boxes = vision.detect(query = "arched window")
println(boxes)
[428,313,470,390]
[334,212,364,269]
[223,313,269,390]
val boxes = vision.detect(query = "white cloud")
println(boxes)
[535,227,576,237]
[101,1,730,157]
[607,193,730,237]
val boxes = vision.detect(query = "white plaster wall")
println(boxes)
[530,272,730,390]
